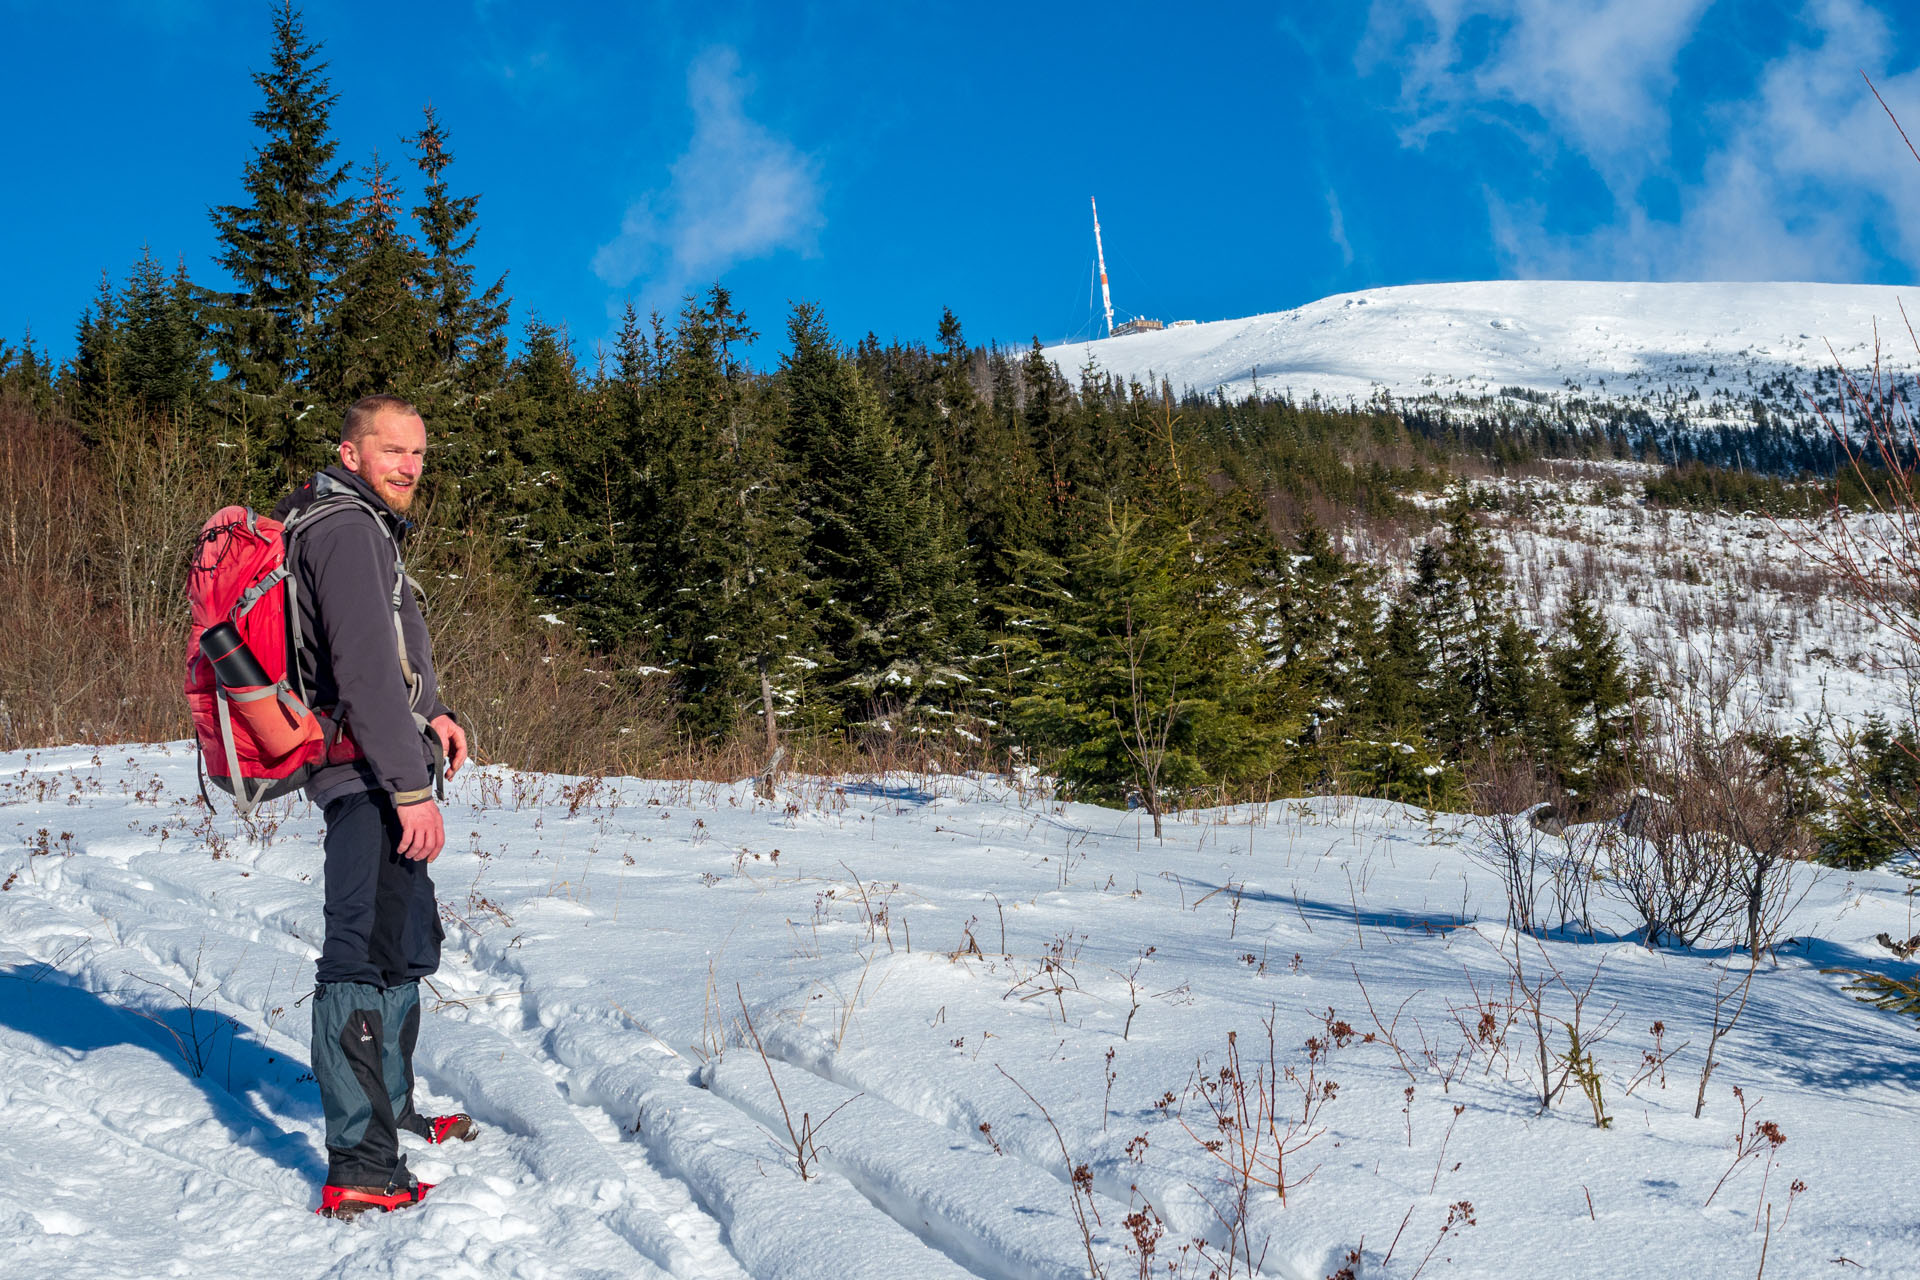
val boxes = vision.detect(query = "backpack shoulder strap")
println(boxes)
[281,488,424,712]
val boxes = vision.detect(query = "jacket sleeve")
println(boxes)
[305,515,433,798]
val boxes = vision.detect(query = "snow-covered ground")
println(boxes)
[1500,475,1915,732]
[4,745,1918,1278]
[1337,464,1918,735]
[1046,281,1919,429]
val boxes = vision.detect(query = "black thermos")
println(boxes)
[200,621,271,689]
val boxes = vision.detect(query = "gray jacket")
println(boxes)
[273,466,453,807]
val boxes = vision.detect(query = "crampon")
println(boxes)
[403,1112,478,1144]
[316,1181,433,1220]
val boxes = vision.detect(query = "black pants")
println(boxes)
[311,790,443,1187]
[317,790,442,989]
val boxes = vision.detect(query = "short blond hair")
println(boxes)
[342,394,420,447]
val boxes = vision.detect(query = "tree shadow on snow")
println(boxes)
[1180,876,1476,938]
[1725,936,1920,1095]
[838,779,944,806]
[0,965,326,1182]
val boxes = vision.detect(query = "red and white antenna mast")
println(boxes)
[1092,196,1115,338]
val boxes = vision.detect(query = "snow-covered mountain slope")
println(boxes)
[1045,281,1920,428]
[4,746,1919,1278]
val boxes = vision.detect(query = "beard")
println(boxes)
[376,477,417,513]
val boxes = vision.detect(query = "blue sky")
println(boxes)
[4,0,1919,364]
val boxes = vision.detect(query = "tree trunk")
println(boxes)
[760,663,779,758]
[754,661,782,801]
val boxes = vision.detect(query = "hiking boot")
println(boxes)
[401,1111,477,1144]
[317,1180,432,1220]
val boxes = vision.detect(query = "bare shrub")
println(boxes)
[1555,821,1603,936]
[734,985,857,1181]
[1478,929,1618,1115]
[1467,751,1606,937]
[1608,724,1811,954]
[1693,957,1757,1120]
[0,396,218,746]
[1169,1007,1352,1275]
[117,945,240,1083]
[1607,734,1743,953]
[1696,739,1816,960]
[1466,753,1557,935]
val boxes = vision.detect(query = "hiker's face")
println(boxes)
[341,410,427,514]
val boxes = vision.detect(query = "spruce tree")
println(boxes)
[1266,521,1374,777]
[1549,590,1634,789]
[70,272,123,425]
[777,302,842,488]
[781,305,977,733]
[1405,501,1510,758]
[1011,506,1278,831]
[206,0,353,492]
[408,104,508,394]
[525,306,665,661]
[1356,596,1430,737]
[489,314,580,541]
[1821,714,1920,869]
[642,288,818,739]
[319,155,428,406]
[75,249,210,426]
[1485,616,1571,771]
[0,328,56,413]
[120,250,209,420]
[955,331,1046,596]
[1021,339,1075,532]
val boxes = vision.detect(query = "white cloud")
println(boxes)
[593,47,823,313]
[1326,187,1355,268]
[1367,0,1920,282]
[1363,0,1713,174]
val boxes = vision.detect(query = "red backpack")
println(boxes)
[184,491,400,815]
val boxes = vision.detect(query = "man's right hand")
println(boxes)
[396,798,445,862]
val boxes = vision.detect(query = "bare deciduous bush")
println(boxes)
[1166,1007,1353,1276]
[1608,725,1810,954]
[0,397,222,746]
[117,944,240,1083]
[1703,746,1815,962]
[1477,928,1618,1116]
[1466,754,1558,935]
[1693,956,1758,1120]
[1605,808,1740,950]
[1607,729,1743,952]
[1551,819,1603,936]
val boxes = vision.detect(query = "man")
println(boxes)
[276,394,476,1219]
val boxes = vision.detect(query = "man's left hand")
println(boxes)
[431,714,468,779]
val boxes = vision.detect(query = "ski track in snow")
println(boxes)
[4,746,1920,1277]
